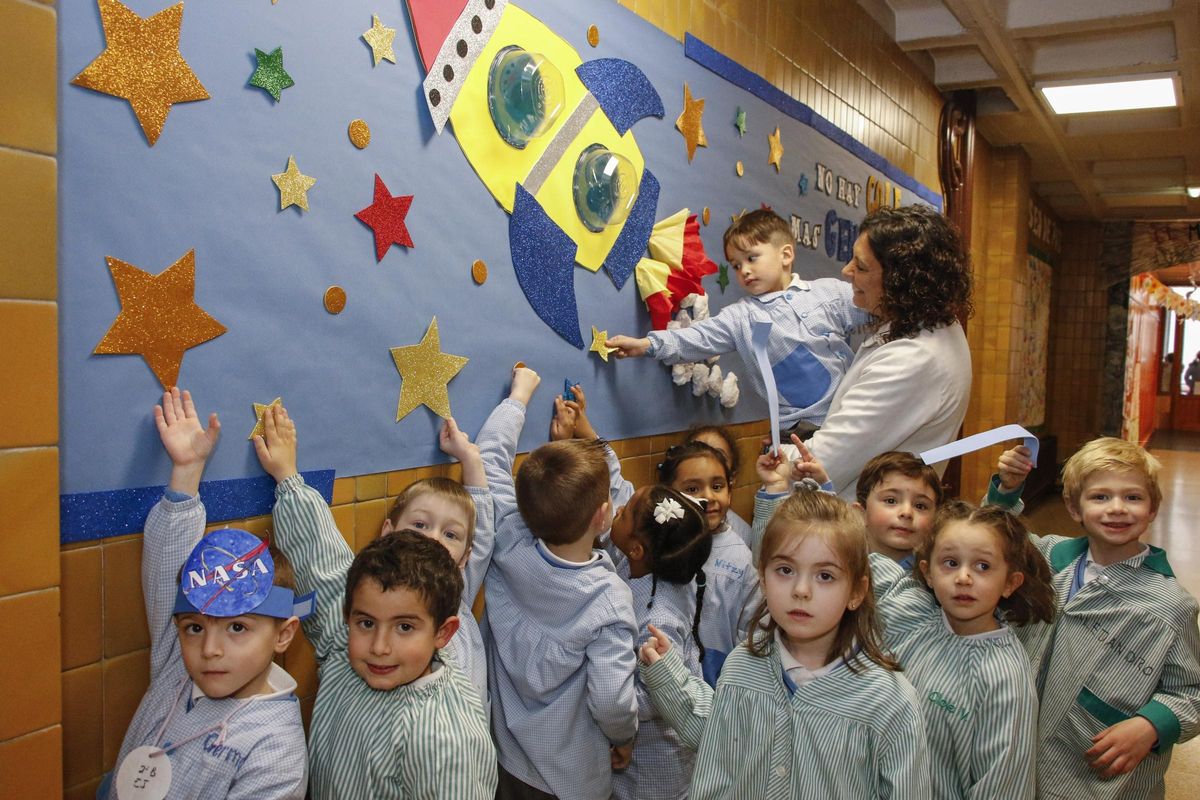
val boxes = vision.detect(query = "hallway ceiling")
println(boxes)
[857,0,1200,222]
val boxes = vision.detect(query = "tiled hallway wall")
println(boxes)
[0,0,62,796]
[44,2,959,795]
[1044,222,1109,458]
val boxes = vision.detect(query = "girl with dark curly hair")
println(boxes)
[805,204,974,499]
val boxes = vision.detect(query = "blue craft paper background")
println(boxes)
[59,1,939,513]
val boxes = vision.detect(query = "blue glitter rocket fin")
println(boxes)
[510,185,585,348]
[576,59,664,135]
[604,168,659,290]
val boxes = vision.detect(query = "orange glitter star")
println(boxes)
[674,83,708,163]
[71,0,210,146]
[94,250,227,388]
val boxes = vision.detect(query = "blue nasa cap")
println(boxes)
[172,528,314,620]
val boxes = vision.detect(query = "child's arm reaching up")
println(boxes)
[144,388,219,678]
[255,405,352,660]
[476,366,540,551]
[983,445,1034,513]
[441,416,493,603]
[639,624,714,751]
[552,385,633,512]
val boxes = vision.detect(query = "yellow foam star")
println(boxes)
[589,326,617,362]
[362,14,397,66]
[674,83,707,163]
[272,156,316,211]
[93,250,227,388]
[71,0,210,146]
[390,317,469,421]
[768,126,784,172]
[248,397,283,440]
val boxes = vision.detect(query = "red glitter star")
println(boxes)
[354,174,414,260]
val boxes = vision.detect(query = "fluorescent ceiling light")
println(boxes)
[1189,187,1200,199]
[1039,75,1177,115]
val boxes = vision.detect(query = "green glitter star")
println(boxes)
[717,262,730,292]
[248,47,294,102]
[734,107,747,137]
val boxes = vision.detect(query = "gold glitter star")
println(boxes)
[390,317,469,421]
[362,14,397,66]
[71,0,210,146]
[675,83,707,163]
[248,397,283,440]
[589,326,617,362]
[768,126,784,172]
[272,156,316,211]
[94,249,227,388]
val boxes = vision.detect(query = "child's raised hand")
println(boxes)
[638,623,673,666]
[1085,716,1158,779]
[509,365,541,406]
[252,405,299,484]
[997,445,1034,492]
[787,436,830,486]
[440,417,485,488]
[605,335,650,359]
[154,388,220,468]
[755,445,791,493]
[549,397,579,441]
[154,388,219,496]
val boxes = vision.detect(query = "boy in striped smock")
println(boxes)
[379,417,494,708]
[476,367,639,800]
[255,404,496,799]
[854,450,943,570]
[990,438,1200,799]
[103,389,309,800]
[641,487,930,799]
[552,388,712,800]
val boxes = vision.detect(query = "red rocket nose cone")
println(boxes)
[405,0,471,73]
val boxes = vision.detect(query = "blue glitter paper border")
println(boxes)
[683,34,943,210]
[60,469,336,544]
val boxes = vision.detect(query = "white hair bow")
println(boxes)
[654,497,685,525]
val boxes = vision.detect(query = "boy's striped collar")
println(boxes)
[1048,535,1174,578]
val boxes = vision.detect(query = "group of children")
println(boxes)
[103,205,1199,799]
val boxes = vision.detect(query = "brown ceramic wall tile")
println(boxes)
[60,546,102,670]
[65,776,104,800]
[0,588,61,740]
[332,477,355,505]
[0,0,56,154]
[62,663,102,788]
[0,301,58,447]
[0,726,62,799]
[0,148,56,300]
[354,498,387,551]
[356,472,387,501]
[101,649,150,772]
[102,538,150,657]
[0,446,58,595]
[280,626,318,700]
[330,503,356,550]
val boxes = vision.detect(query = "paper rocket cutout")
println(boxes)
[675,83,707,162]
[70,0,210,145]
[389,317,468,421]
[635,210,719,330]
[355,174,414,260]
[94,249,227,388]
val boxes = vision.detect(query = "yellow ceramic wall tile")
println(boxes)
[332,477,355,505]
[0,301,57,447]
[0,726,62,799]
[102,538,150,657]
[354,498,387,551]
[331,502,356,551]
[101,649,149,771]
[620,455,652,488]
[279,626,318,699]
[62,663,102,788]
[356,472,387,501]
[0,447,57,595]
[0,588,61,740]
[0,0,56,153]
[238,514,273,541]
[60,546,102,670]
[0,149,55,300]
[445,461,463,483]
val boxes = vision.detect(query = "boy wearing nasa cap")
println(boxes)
[104,388,311,800]
[255,402,497,799]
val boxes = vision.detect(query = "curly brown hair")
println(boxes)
[913,501,1055,627]
[859,205,973,342]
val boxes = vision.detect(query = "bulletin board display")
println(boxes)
[58,0,940,541]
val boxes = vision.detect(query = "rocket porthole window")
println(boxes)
[487,46,565,149]
[573,144,639,232]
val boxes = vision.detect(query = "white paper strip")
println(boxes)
[919,423,1039,467]
[751,319,781,455]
